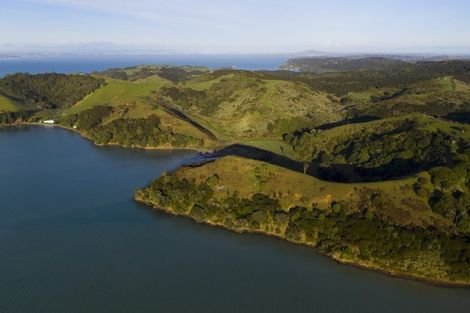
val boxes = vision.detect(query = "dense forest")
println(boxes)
[267,60,470,96]
[0,73,103,109]
[282,56,409,73]
[285,117,465,182]
[0,110,37,124]
[96,65,208,82]
[62,105,203,148]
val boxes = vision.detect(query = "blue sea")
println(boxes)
[2,126,470,313]
[0,54,287,77]
[2,54,470,313]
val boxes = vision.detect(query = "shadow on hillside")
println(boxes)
[443,111,470,124]
[312,159,451,183]
[156,101,218,140]
[208,144,305,173]
[205,144,453,183]
[315,116,381,130]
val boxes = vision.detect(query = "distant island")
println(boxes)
[282,55,470,73]
[0,53,19,59]
[1,58,470,286]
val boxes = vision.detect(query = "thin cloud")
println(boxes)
[8,0,470,54]
[23,0,244,25]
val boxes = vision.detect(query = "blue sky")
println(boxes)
[1,0,470,53]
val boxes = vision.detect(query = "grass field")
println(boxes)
[0,95,18,112]
[239,139,297,158]
[57,70,469,156]
[60,76,216,145]
[291,113,470,156]
[183,73,233,91]
[348,76,470,117]
[173,156,448,228]
[66,76,170,115]
[173,73,346,141]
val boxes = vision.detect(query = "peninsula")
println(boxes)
[1,59,470,285]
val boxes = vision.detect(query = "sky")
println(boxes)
[1,0,470,54]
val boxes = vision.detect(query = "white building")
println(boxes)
[42,120,55,124]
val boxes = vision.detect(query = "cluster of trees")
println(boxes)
[157,67,207,83]
[455,73,470,84]
[62,105,113,130]
[286,114,470,228]
[260,62,470,121]
[429,190,470,232]
[137,173,285,230]
[137,173,470,282]
[62,105,203,148]
[98,68,129,80]
[364,99,470,120]
[287,119,457,181]
[0,73,103,109]
[424,162,470,233]
[0,110,36,124]
[283,57,408,74]
[267,117,313,137]
[345,83,470,119]
[98,66,207,82]
[265,60,470,96]
[369,88,408,102]
[87,115,203,148]
[158,86,207,111]
[158,73,266,116]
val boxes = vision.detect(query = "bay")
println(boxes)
[1,126,469,313]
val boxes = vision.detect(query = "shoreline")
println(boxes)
[1,122,215,153]
[135,196,470,289]
[4,121,470,288]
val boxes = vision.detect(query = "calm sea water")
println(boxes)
[0,54,286,77]
[0,126,469,313]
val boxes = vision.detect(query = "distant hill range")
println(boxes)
[0,53,19,59]
[282,55,470,73]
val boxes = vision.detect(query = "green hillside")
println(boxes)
[0,73,103,110]
[96,65,209,82]
[61,77,215,149]
[136,148,470,285]
[287,114,469,163]
[2,61,470,285]
[157,71,346,141]
[3,62,470,153]
[283,56,408,73]
[24,68,348,150]
[0,94,19,112]
[66,76,169,115]
[345,76,470,118]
